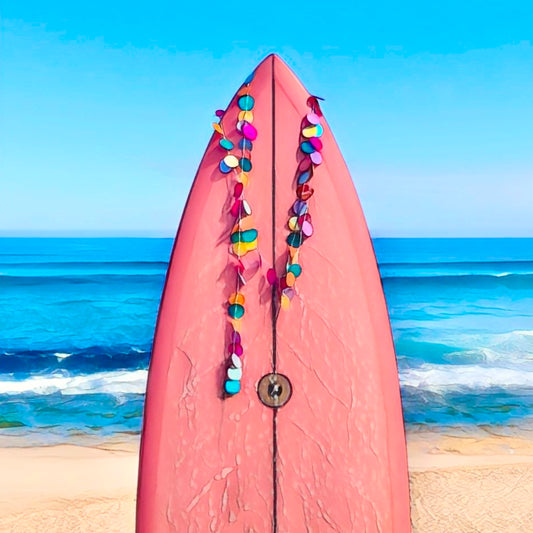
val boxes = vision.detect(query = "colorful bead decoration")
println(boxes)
[213,68,258,396]
[215,79,324,394]
[269,95,325,311]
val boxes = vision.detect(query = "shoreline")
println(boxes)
[407,429,533,469]
[2,430,533,532]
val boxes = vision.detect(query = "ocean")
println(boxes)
[1,237,533,444]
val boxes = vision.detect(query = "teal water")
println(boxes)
[1,237,533,443]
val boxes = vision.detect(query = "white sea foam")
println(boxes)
[401,364,533,391]
[0,370,148,396]
[54,352,72,360]
[400,329,533,364]
[131,347,147,353]
[513,330,533,337]
[462,331,533,362]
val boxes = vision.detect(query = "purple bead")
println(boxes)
[293,200,308,216]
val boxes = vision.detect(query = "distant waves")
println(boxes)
[0,260,168,277]
[380,259,533,279]
[0,346,151,376]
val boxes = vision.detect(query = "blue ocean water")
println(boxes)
[0,238,166,444]
[1,237,533,443]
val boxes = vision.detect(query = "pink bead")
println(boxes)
[309,137,323,151]
[310,151,323,165]
[242,122,258,141]
[307,112,320,125]
[297,213,312,225]
[230,200,241,217]
[234,182,244,198]
[228,343,243,356]
[302,220,313,237]
[266,268,278,285]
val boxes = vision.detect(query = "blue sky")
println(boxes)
[1,1,532,237]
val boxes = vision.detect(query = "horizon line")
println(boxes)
[2,231,533,239]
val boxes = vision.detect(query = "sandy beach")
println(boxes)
[0,440,138,533]
[2,431,533,532]
[408,430,533,532]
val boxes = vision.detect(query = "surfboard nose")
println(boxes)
[252,53,280,74]
[250,53,308,101]
[261,52,284,63]
[253,53,294,75]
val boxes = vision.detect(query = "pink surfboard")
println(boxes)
[137,54,411,532]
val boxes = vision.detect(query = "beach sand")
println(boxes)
[408,429,533,532]
[0,440,138,533]
[1,431,533,532]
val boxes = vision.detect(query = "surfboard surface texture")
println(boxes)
[136,54,411,532]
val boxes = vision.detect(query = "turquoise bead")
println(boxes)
[287,232,303,248]
[238,94,255,111]
[238,95,255,111]
[230,229,258,244]
[225,380,241,395]
[239,157,252,172]
[288,263,302,277]
[228,303,245,319]
[219,138,233,150]
[300,141,315,154]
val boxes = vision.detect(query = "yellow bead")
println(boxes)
[288,216,299,231]
[237,172,249,187]
[238,110,254,123]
